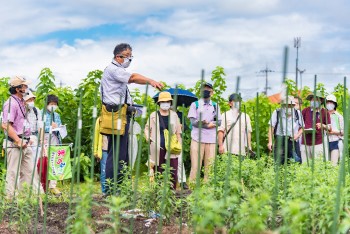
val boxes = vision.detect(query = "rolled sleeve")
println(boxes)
[269,110,277,127]
[109,66,131,84]
[187,102,197,119]
[246,114,252,132]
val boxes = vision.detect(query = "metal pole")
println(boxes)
[294,37,301,89]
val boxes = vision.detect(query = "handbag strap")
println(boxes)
[157,111,167,130]
[223,111,242,142]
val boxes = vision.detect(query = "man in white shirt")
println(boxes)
[218,93,252,156]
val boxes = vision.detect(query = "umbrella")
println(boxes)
[152,88,198,107]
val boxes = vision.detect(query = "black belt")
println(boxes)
[7,135,30,143]
[103,104,137,115]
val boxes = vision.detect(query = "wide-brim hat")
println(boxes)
[9,75,31,87]
[306,91,324,101]
[24,90,36,101]
[157,91,173,103]
[280,95,295,105]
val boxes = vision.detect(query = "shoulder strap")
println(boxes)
[33,107,38,120]
[223,111,242,142]
[211,101,217,112]
[274,109,280,136]
[157,111,166,129]
[195,101,199,109]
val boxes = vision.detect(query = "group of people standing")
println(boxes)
[2,42,345,198]
[97,43,254,194]
[1,76,64,198]
[268,92,344,166]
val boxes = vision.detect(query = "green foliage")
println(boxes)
[332,83,350,115]
[72,153,92,181]
[8,185,39,233]
[52,86,78,144]
[35,68,56,107]
[243,94,278,153]
[66,181,96,233]
[102,196,129,234]
[76,70,102,160]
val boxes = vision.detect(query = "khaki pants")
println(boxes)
[177,153,186,183]
[300,144,326,164]
[189,140,216,182]
[4,141,35,197]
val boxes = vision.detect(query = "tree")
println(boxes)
[35,68,56,107]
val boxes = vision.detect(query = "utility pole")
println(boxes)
[294,37,301,90]
[258,65,274,95]
[298,68,306,91]
[59,80,66,88]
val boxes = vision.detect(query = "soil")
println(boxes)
[1,192,192,234]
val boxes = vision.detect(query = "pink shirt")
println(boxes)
[2,95,30,137]
[187,99,221,144]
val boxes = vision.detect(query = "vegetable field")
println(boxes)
[1,65,350,233]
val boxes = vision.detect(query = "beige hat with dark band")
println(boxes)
[9,75,31,87]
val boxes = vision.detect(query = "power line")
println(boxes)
[257,65,274,95]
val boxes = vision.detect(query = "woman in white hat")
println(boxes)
[325,94,344,165]
[145,91,182,189]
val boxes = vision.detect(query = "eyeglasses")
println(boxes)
[117,54,133,60]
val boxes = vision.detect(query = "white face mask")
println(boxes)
[27,102,35,109]
[160,102,171,111]
[284,107,293,115]
[121,57,132,68]
[47,105,58,112]
[326,103,335,111]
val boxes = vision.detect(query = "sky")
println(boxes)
[1,0,350,100]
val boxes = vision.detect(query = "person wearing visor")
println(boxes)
[187,82,221,183]
[218,93,252,156]
[268,95,304,164]
[100,43,163,195]
[145,91,182,189]
[325,94,344,165]
[1,76,34,197]
[300,91,331,163]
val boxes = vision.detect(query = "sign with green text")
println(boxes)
[48,146,72,180]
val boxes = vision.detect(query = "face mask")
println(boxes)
[326,103,335,111]
[27,102,35,109]
[47,105,58,112]
[310,101,320,109]
[203,90,211,99]
[121,57,132,68]
[19,88,29,97]
[160,102,171,111]
[283,107,293,115]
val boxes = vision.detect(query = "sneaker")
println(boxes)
[181,182,189,190]
[50,188,62,196]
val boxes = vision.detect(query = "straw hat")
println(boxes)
[157,91,173,103]
[280,95,295,105]
[9,75,31,87]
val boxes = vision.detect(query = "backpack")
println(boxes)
[195,100,217,113]
[273,108,300,136]
[33,107,38,120]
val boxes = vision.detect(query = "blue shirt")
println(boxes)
[100,60,133,105]
[43,110,62,133]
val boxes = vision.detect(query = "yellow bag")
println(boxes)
[99,104,127,135]
[164,129,182,155]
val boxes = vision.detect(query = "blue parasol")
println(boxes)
[152,88,198,107]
